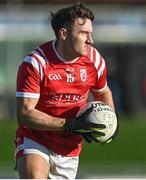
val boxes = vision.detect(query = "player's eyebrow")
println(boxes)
[80,30,92,34]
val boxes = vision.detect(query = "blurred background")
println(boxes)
[0,0,146,178]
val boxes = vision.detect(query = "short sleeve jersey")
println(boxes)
[16,40,107,157]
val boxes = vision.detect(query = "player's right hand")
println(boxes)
[63,107,106,136]
[82,113,120,144]
[81,133,101,143]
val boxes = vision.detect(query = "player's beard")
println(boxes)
[68,39,88,57]
[74,44,89,56]
[64,32,89,59]
[63,42,82,60]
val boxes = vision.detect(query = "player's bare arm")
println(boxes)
[92,86,115,112]
[16,97,66,131]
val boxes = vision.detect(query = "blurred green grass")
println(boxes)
[81,116,146,162]
[0,115,146,177]
[0,120,17,166]
[78,114,146,177]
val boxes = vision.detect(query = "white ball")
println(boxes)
[82,101,117,143]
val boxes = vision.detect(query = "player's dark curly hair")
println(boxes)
[50,2,94,38]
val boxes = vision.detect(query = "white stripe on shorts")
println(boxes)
[15,137,79,179]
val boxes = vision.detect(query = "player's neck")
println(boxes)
[55,40,79,62]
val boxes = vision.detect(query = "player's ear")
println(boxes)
[59,28,67,40]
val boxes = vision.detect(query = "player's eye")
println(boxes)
[81,31,88,35]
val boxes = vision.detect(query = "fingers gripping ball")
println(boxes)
[80,101,118,143]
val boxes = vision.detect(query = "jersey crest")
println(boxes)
[80,68,87,82]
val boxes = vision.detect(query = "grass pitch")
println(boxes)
[0,114,146,178]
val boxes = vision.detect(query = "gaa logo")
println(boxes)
[48,74,62,80]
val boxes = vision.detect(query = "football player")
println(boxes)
[15,2,115,179]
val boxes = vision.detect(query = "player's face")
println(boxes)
[66,18,93,57]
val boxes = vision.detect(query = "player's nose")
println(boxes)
[86,34,94,45]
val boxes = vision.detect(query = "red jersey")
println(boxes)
[16,40,107,156]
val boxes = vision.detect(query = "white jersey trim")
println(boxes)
[16,92,40,99]
[23,55,44,81]
[90,47,100,69]
[91,82,107,93]
[90,47,106,80]
[37,47,49,62]
[94,49,101,69]
[90,46,94,62]
[98,57,105,79]
[31,50,47,67]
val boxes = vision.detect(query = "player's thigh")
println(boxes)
[17,153,50,179]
